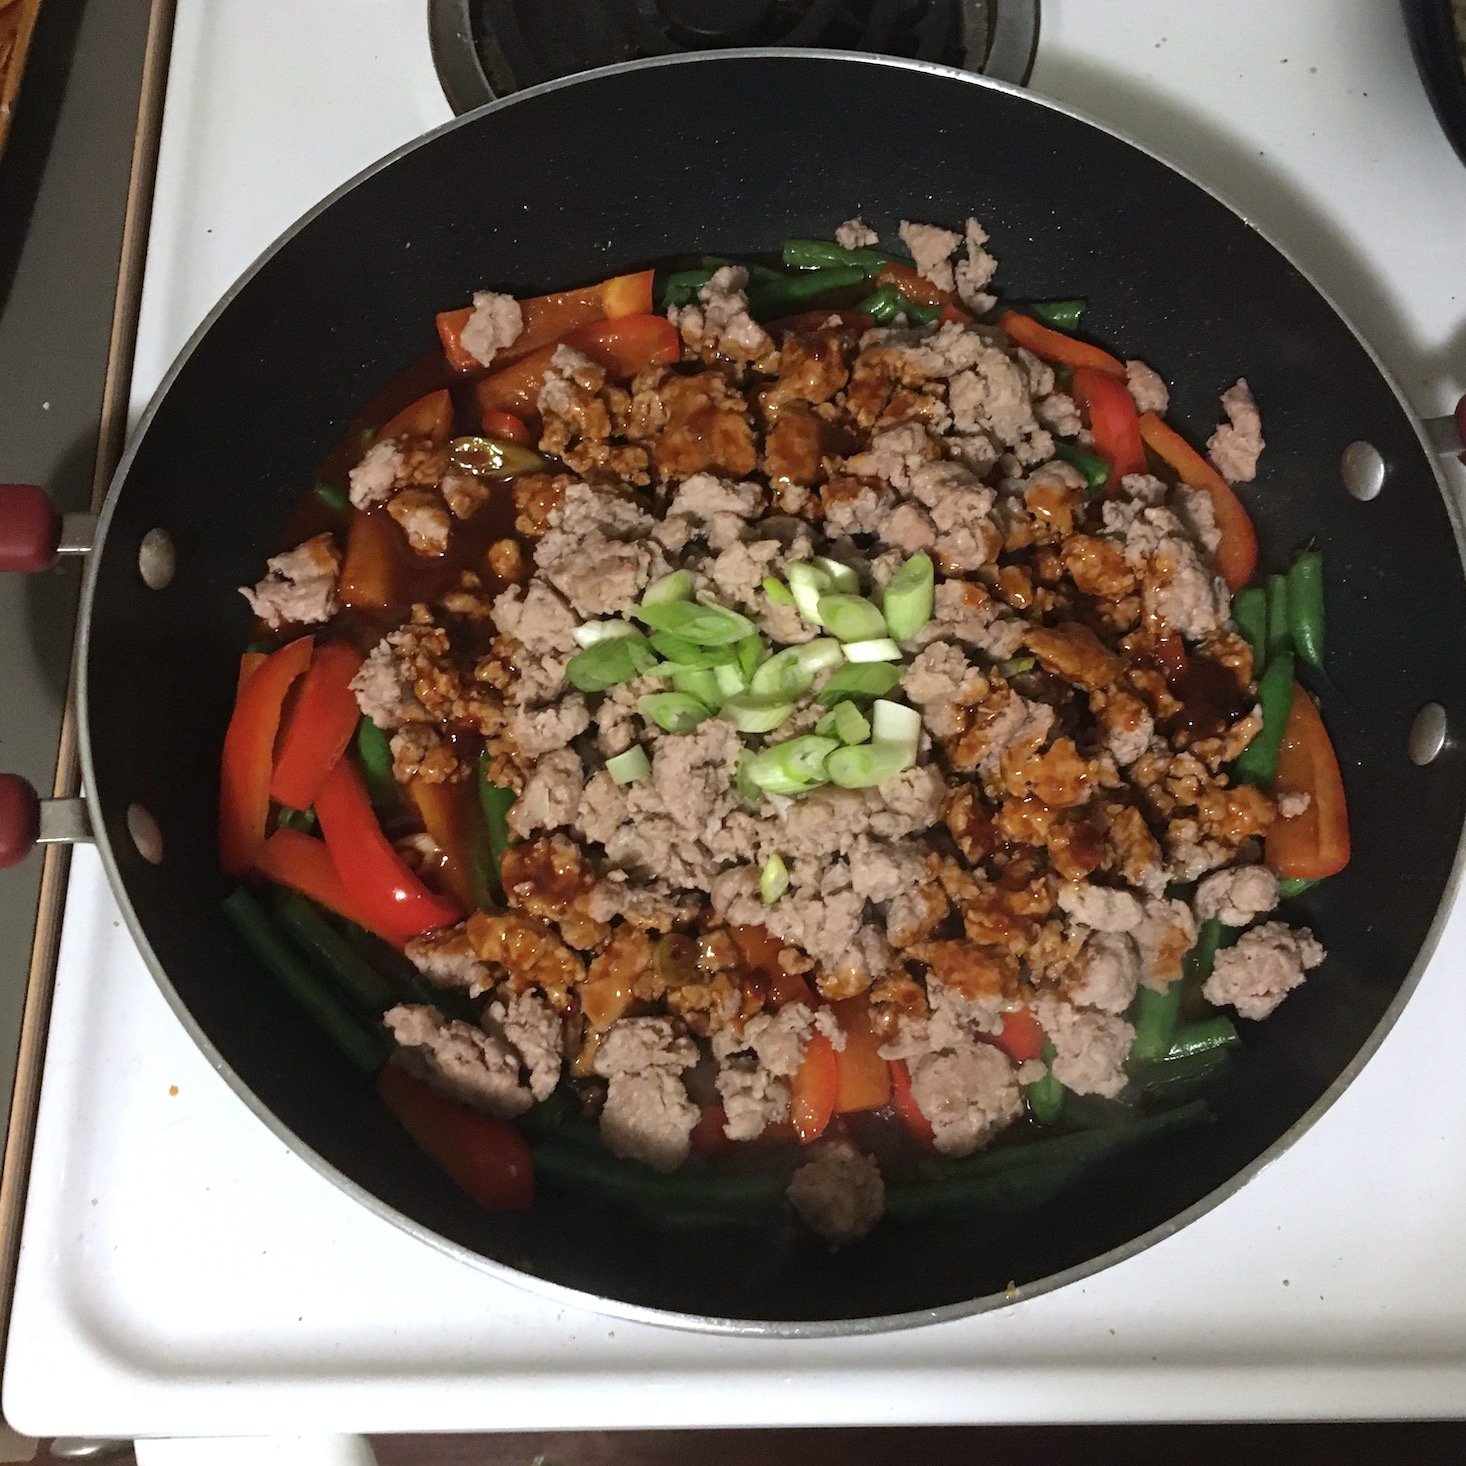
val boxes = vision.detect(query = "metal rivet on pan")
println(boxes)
[1341,441,1384,500]
[138,527,176,589]
[126,803,163,864]
[1408,704,1448,766]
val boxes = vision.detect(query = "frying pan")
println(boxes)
[2,52,1464,1334]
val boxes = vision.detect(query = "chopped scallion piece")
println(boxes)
[762,576,796,607]
[635,600,756,647]
[670,666,722,708]
[735,751,762,804]
[566,633,658,692]
[714,662,748,699]
[826,740,913,789]
[841,637,903,663]
[314,482,349,513]
[638,691,712,734]
[642,569,693,606]
[786,562,832,625]
[722,693,796,734]
[811,556,860,593]
[647,631,736,669]
[881,552,934,642]
[816,663,903,705]
[572,618,640,649]
[760,853,790,903]
[606,746,650,784]
[742,735,838,796]
[817,593,888,643]
[995,654,1036,678]
[816,701,871,745]
[870,698,921,750]
[735,634,765,682]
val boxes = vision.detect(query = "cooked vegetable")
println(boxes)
[314,482,349,514]
[875,260,970,318]
[996,310,1125,376]
[377,388,453,443]
[268,641,365,811]
[565,633,658,692]
[781,237,896,273]
[841,637,903,662]
[1026,1041,1066,1126]
[635,600,756,646]
[762,575,795,606]
[889,1059,935,1145]
[790,1031,840,1142]
[476,762,515,904]
[1128,982,1184,1065]
[1265,682,1351,879]
[480,408,531,445]
[1276,875,1321,899]
[269,888,398,1013]
[337,509,403,610]
[252,828,402,946]
[1165,1016,1240,1060]
[222,887,387,1073]
[810,555,860,593]
[572,618,641,649]
[1231,585,1267,664]
[638,691,712,734]
[816,663,903,705]
[786,562,832,624]
[643,569,693,606]
[1235,652,1295,786]
[759,853,789,903]
[1286,549,1326,674]
[409,775,488,913]
[882,551,935,642]
[606,746,651,785]
[1266,573,1292,661]
[446,434,547,478]
[1137,411,1258,590]
[990,1005,1045,1064]
[815,701,870,745]
[817,593,888,643]
[747,264,869,320]
[1184,917,1225,985]
[378,1062,534,1211]
[313,758,462,943]
[219,635,314,875]
[750,639,842,701]
[742,735,838,795]
[826,741,910,789]
[1052,440,1111,492]
[1024,298,1085,331]
[831,999,891,1114]
[355,717,397,809]
[1072,365,1146,483]
[855,284,940,325]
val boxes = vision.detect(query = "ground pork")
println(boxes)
[459,289,523,368]
[663,471,763,550]
[1032,992,1134,1098]
[1133,896,1198,989]
[909,1040,1023,1157]
[386,488,451,555]
[1056,882,1144,933]
[786,1140,885,1245]
[404,923,492,996]
[1195,865,1280,927]
[348,439,406,510]
[508,696,590,757]
[920,578,1026,658]
[350,629,427,729]
[241,533,341,629]
[486,989,561,1101]
[902,641,982,738]
[1125,359,1169,415]
[953,217,999,312]
[1207,377,1264,484]
[1103,498,1229,640]
[668,265,775,369]
[508,747,583,837]
[1067,930,1142,1013]
[533,481,660,617]
[1203,921,1325,1020]
[585,872,700,929]
[898,219,962,293]
[834,217,878,249]
[384,1005,533,1118]
[593,1017,700,1171]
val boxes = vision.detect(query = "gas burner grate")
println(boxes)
[430,0,1039,114]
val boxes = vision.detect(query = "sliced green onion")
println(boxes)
[817,593,888,643]
[816,663,904,705]
[714,662,748,699]
[314,482,349,513]
[816,702,871,745]
[881,552,934,642]
[635,600,756,647]
[722,694,796,734]
[870,698,921,750]
[794,637,845,678]
[995,655,1035,678]
[1053,441,1111,494]
[638,692,712,734]
[842,637,903,663]
[671,667,722,708]
[643,570,693,606]
[736,634,765,683]
[647,631,736,669]
[447,435,548,477]
[735,751,762,804]
[606,746,650,784]
[566,633,657,692]
[760,853,790,903]
[572,618,640,649]
[786,563,832,625]
[742,735,838,796]
[762,576,796,607]
[750,646,812,701]
[826,741,912,789]
[811,556,860,593]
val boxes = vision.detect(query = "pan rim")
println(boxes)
[75,46,1466,1339]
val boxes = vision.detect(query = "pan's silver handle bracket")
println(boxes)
[0,776,92,867]
[0,483,97,570]
[1423,393,1466,463]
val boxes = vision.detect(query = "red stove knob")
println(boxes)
[0,774,41,868]
[0,484,61,572]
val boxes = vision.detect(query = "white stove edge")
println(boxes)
[6,0,1466,1440]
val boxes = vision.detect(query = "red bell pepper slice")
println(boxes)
[997,310,1126,376]
[269,641,365,811]
[251,827,403,946]
[1266,683,1351,879]
[314,756,462,941]
[990,1005,1046,1064]
[236,649,266,697]
[474,312,680,428]
[437,269,656,374]
[219,635,314,875]
[790,1030,840,1144]
[831,998,892,1114]
[1137,411,1259,590]
[480,408,531,445]
[889,1059,935,1146]
[376,1062,534,1211]
[376,388,454,443]
[1072,365,1147,484]
[875,260,973,321]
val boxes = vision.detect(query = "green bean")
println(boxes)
[855,285,939,325]
[1235,651,1295,786]
[355,717,398,809]
[1231,586,1267,665]
[1052,441,1110,494]
[314,482,350,514]
[1286,550,1326,674]
[887,1102,1213,1222]
[222,888,387,1074]
[1026,1040,1065,1125]
[1183,916,1224,984]
[1129,983,1184,1065]
[746,265,869,321]
[1276,875,1321,900]
[270,889,397,1013]
[1265,573,1292,661]
[655,256,731,310]
[275,805,318,834]
[476,754,516,906]
[1023,298,1085,330]
[1131,1046,1236,1102]
[781,238,897,273]
[1165,1015,1240,1060]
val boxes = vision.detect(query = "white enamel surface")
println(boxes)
[7,0,1466,1439]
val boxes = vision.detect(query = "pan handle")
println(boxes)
[0,483,96,571]
[0,775,92,866]
[1423,393,1466,464]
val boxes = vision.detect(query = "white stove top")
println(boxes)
[8,0,1466,1440]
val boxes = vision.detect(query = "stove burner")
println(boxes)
[430,0,1040,115]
